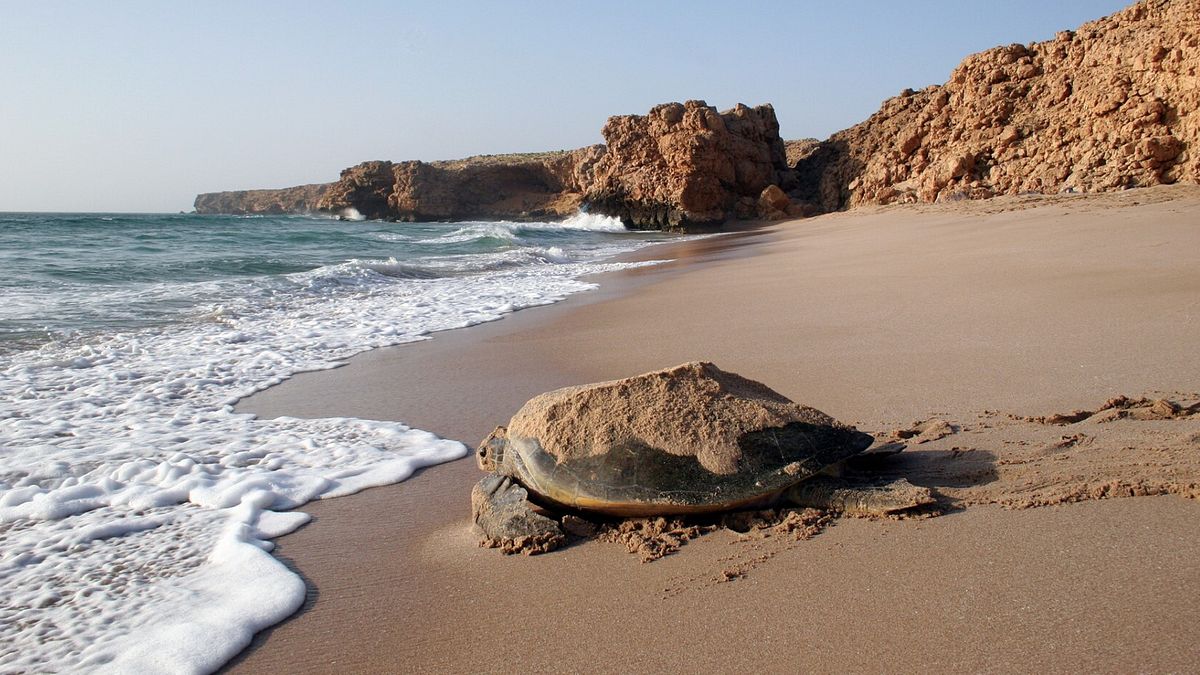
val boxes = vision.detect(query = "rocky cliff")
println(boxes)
[316,149,603,221]
[199,101,793,230]
[583,101,793,230]
[312,101,792,230]
[194,183,329,215]
[195,0,1198,226]
[795,0,1199,210]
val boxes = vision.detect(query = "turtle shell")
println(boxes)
[482,362,873,516]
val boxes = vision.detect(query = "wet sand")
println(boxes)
[232,185,1200,672]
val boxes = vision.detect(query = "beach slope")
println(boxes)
[234,186,1200,672]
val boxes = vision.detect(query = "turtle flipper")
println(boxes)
[786,477,936,517]
[471,474,565,555]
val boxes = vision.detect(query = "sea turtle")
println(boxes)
[471,362,934,554]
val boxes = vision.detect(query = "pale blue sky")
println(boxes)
[0,1,1129,212]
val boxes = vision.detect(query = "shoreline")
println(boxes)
[236,222,774,442]
[232,186,1200,672]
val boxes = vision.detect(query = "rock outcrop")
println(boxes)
[317,149,604,221]
[193,183,329,215]
[204,101,794,231]
[312,101,793,230]
[584,101,793,230]
[195,1,1199,225]
[796,0,1199,209]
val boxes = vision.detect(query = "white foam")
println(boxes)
[420,222,523,244]
[0,234,668,671]
[555,211,628,232]
[537,246,571,264]
[414,212,628,246]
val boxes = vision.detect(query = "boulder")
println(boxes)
[758,184,792,220]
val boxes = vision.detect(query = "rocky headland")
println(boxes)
[196,101,794,231]
[193,183,329,216]
[195,0,1197,230]
[314,150,601,222]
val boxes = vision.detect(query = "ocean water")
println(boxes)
[0,211,672,672]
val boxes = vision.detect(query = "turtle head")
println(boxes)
[477,426,508,472]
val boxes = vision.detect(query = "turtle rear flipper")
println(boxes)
[787,477,936,517]
[471,474,565,555]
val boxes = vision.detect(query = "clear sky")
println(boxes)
[0,0,1131,212]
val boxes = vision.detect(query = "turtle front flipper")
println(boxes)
[471,474,565,555]
[786,477,936,517]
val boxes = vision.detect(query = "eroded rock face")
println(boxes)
[316,160,396,220]
[316,149,603,221]
[584,101,791,230]
[797,0,1200,209]
[308,103,793,229]
[193,183,329,215]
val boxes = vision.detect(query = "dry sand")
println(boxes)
[231,185,1200,673]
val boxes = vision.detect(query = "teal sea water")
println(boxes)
[0,211,670,671]
[0,211,663,350]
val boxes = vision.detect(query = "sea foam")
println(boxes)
[554,211,628,232]
[0,218,665,672]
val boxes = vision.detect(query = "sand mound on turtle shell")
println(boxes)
[505,361,852,474]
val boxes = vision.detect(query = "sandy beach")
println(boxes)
[231,186,1200,672]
